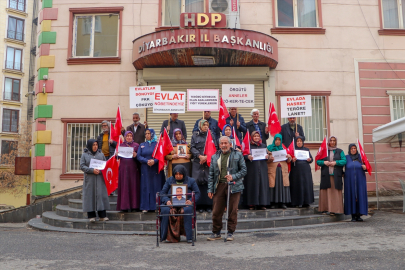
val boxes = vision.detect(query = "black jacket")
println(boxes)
[160,119,187,139]
[192,117,221,142]
[121,123,146,145]
[96,132,117,159]
[226,114,247,142]
[280,123,305,147]
[246,120,269,145]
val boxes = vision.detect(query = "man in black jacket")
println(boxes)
[121,112,147,145]
[160,113,187,139]
[246,109,269,145]
[97,120,117,159]
[226,107,247,142]
[280,117,305,147]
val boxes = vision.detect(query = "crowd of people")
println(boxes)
[79,108,369,242]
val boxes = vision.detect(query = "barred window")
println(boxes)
[388,91,405,121]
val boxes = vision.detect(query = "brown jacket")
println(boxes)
[267,159,290,187]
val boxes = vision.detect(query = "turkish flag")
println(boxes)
[102,156,119,195]
[283,139,295,158]
[218,97,230,130]
[111,106,122,142]
[233,127,241,148]
[357,139,372,176]
[204,130,217,167]
[268,102,282,136]
[153,129,173,173]
[315,136,328,171]
[242,130,251,156]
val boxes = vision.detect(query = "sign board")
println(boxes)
[271,150,287,162]
[187,89,219,111]
[180,13,227,28]
[280,95,312,118]
[118,146,134,158]
[222,84,254,107]
[153,91,186,113]
[89,159,107,170]
[251,148,267,160]
[129,86,161,109]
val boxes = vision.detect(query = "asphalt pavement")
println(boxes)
[1,210,405,270]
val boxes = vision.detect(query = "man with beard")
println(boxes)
[122,112,148,145]
[97,120,117,159]
[279,117,305,147]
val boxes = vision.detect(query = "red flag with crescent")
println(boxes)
[153,129,173,173]
[268,102,282,136]
[102,156,119,195]
[218,97,230,130]
[233,127,241,148]
[242,130,251,156]
[204,130,217,167]
[357,139,372,176]
[315,136,328,171]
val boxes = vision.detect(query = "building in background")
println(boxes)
[32,0,405,199]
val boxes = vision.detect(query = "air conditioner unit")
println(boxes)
[209,0,240,29]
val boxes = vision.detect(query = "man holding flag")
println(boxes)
[280,117,305,148]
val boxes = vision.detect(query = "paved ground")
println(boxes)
[1,210,405,270]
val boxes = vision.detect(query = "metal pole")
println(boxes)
[224,183,231,242]
[373,143,379,210]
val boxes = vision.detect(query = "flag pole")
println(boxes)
[237,108,239,123]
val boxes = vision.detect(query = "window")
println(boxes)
[9,0,25,12]
[162,0,205,26]
[4,77,20,101]
[5,47,22,71]
[388,91,405,121]
[72,14,119,58]
[381,0,405,29]
[1,141,18,165]
[2,109,19,133]
[276,0,318,27]
[7,16,24,41]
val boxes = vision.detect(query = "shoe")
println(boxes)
[260,207,266,210]
[89,218,96,222]
[142,210,147,213]
[207,233,221,241]
[99,217,109,221]
[356,215,363,222]
[207,209,212,213]
[351,215,357,222]
[330,212,336,216]
[187,240,193,243]
[281,204,287,209]
[226,233,234,241]
[302,204,310,208]
[270,205,276,209]
[199,209,204,213]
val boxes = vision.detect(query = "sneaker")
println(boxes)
[226,233,234,241]
[207,233,221,241]
[89,218,96,222]
[99,217,109,221]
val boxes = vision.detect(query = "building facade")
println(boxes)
[32,0,405,197]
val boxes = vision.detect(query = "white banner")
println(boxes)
[280,95,312,118]
[271,149,287,162]
[251,148,267,160]
[129,85,161,108]
[222,84,254,107]
[295,150,310,160]
[89,159,107,170]
[118,146,134,158]
[187,89,219,111]
[153,91,186,113]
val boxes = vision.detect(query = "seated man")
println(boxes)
[160,165,200,243]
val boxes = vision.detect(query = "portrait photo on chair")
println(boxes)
[177,144,187,157]
[171,184,187,206]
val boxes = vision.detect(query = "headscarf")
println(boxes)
[328,136,338,174]
[199,119,208,134]
[348,143,360,161]
[295,136,305,150]
[121,131,139,149]
[172,165,188,183]
[328,136,337,151]
[250,131,262,146]
[267,133,283,152]
[171,128,187,146]
[86,139,97,155]
[124,131,134,143]
[222,124,234,139]
[146,128,157,143]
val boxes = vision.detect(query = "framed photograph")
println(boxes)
[177,144,187,158]
[171,184,187,206]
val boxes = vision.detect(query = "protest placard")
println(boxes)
[187,89,219,111]
[89,159,107,170]
[280,95,312,118]
[295,150,310,160]
[118,146,134,158]
[221,84,254,107]
[271,149,287,162]
[251,148,267,160]
[129,85,161,109]
[153,91,186,113]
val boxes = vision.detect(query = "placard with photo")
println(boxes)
[171,184,187,206]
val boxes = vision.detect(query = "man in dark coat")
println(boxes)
[121,112,147,145]
[192,111,221,142]
[226,107,247,142]
[246,109,269,145]
[97,121,117,159]
[280,117,305,147]
[160,113,187,139]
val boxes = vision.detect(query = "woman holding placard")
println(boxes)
[137,129,165,213]
[80,139,110,222]
[267,134,292,209]
[243,131,269,210]
[116,131,140,212]
[165,128,191,178]
[289,136,314,207]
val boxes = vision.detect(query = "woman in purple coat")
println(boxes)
[116,131,140,212]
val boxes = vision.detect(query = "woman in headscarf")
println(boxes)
[190,119,217,213]
[80,139,110,222]
[267,134,292,209]
[289,136,314,207]
[317,136,346,216]
[165,128,191,178]
[160,165,201,243]
[221,124,241,151]
[137,129,165,213]
[116,131,140,212]
[344,143,368,221]
[243,131,269,210]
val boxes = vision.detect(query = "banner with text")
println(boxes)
[280,95,312,118]
[222,84,254,107]
[187,89,219,111]
[129,85,161,108]
[153,91,186,113]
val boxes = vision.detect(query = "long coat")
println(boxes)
[279,123,305,148]
[267,159,289,187]
[137,141,165,211]
[80,149,110,213]
[192,117,221,142]
[289,147,314,206]
[243,143,269,205]
[344,155,368,215]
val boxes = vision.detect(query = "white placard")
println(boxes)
[295,150,310,160]
[187,89,219,111]
[89,159,107,170]
[280,95,312,118]
[118,146,134,158]
[251,148,267,160]
[271,149,287,162]
[222,84,255,107]
[129,85,161,109]
[153,91,186,113]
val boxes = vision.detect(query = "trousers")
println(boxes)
[212,183,241,234]
[87,210,107,218]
